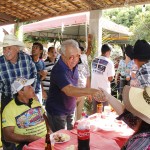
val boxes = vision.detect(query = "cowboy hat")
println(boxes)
[123,85,150,124]
[0,34,24,48]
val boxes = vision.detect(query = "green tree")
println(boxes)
[103,5,144,28]
[130,11,150,43]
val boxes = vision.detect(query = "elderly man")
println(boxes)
[46,39,102,132]
[0,34,38,150]
[2,77,51,150]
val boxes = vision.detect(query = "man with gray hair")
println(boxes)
[0,34,38,150]
[46,39,103,132]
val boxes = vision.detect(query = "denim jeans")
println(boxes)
[46,112,75,132]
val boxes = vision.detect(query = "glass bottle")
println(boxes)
[45,133,52,150]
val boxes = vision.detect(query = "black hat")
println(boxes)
[133,40,150,59]
[125,45,133,60]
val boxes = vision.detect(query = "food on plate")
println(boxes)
[53,133,70,142]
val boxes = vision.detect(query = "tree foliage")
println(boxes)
[130,11,150,43]
[103,6,142,27]
[103,5,150,43]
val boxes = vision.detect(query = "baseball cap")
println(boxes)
[11,77,35,94]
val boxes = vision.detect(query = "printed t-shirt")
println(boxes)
[2,99,47,138]
[91,56,115,93]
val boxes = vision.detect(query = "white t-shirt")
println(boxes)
[91,56,115,93]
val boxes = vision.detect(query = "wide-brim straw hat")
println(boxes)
[123,85,150,124]
[0,34,24,48]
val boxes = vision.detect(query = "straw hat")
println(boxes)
[0,34,24,48]
[123,85,150,124]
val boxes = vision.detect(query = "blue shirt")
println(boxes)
[117,59,134,77]
[46,57,78,115]
[0,51,37,97]
[33,59,45,93]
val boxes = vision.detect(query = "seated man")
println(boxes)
[2,77,51,150]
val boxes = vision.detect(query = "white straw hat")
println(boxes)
[123,85,150,124]
[11,77,35,94]
[0,34,24,48]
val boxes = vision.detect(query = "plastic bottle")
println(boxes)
[45,133,52,150]
[74,108,87,129]
[77,117,90,150]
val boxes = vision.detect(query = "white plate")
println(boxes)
[51,133,70,143]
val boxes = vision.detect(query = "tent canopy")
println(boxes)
[23,12,132,44]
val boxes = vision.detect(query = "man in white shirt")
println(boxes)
[91,44,115,113]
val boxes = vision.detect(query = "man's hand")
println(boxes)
[39,70,48,80]
[92,90,106,102]
[3,127,41,143]
[42,90,47,100]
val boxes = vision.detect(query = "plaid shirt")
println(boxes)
[0,51,37,97]
[122,132,150,150]
[136,61,150,87]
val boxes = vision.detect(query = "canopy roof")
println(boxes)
[1,0,150,26]
[23,12,132,42]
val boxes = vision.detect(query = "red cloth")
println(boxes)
[23,113,134,150]
[23,129,120,150]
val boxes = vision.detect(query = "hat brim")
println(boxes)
[24,78,35,87]
[12,78,35,94]
[0,41,24,48]
[123,85,150,124]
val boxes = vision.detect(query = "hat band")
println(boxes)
[143,87,150,104]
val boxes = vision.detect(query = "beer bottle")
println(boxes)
[45,133,52,150]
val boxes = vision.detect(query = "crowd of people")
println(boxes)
[0,33,150,149]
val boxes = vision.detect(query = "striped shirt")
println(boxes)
[42,57,57,91]
[0,51,37,97]
[122,132,150,150]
